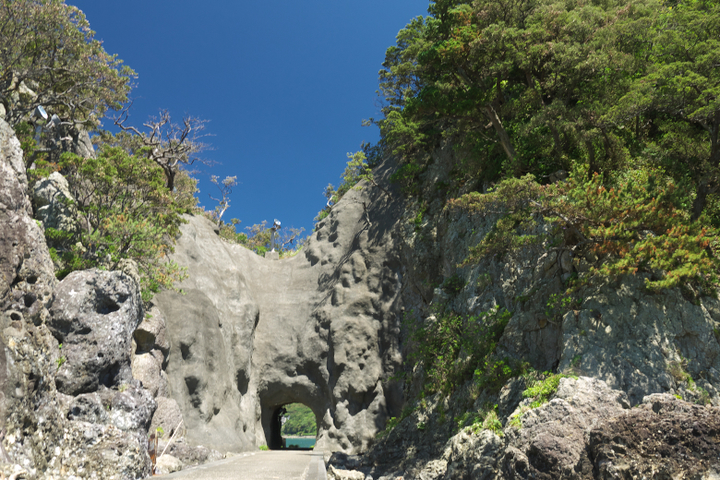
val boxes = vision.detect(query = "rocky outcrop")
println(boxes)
[329,378,720,479]
[321,142,720,478]
[501,376,631,478]
[0,117,153,479]
[0,117,56,325]
[31,172,78,233]
[49,269,144,395]
[154,161,406,453]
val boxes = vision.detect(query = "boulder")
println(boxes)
[158,438,223,467]
[106,383,156,433]
[587,393,720,478]
[48,269,143,395]
[154,454,183,475]
[132,350,169,397]
[150,396,185,439]
[502,377,630,477]
[327,465,367,480]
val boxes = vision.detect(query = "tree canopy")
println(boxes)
[0,0,135,126]
[376,0,720,218]
[369,0,720,293]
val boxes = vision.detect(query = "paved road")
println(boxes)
[159,450,327,480]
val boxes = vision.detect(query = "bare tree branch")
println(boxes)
[114,104,210,190]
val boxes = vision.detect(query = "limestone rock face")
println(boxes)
[0,118,153,479]
[155,159,405,453]
[0,117,56,325]
[558,275,720,405]
[31,172,78,233]
[49,269,143,395]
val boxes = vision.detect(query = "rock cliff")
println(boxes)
[2,108,720,479]
[153,157,406,454]
[0,118,153,479]
[153,140,720,478]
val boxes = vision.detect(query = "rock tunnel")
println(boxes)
[155,176,406,454]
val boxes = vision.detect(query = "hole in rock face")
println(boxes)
[23,293,36,308]
[269,403,317,450]
[185,376,200,396]
[95,296,120,315]
[98,363,121,388]
[236,370,249,396]
[180,342,192,360]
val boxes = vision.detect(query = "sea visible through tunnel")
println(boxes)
[285,436,316,449]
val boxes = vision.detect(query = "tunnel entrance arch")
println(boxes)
[268,402,318,450]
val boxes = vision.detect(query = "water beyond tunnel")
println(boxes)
[268,403,317,450]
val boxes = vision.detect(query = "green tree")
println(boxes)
[0,0,135,126]
[609,0,720,219]
[51,135,187,301]
[376,0,661,190]
[281,404,317,437]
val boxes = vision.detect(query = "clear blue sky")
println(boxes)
[69,1,429,237]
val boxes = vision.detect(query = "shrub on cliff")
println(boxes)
[451,168,720,293]
[45,137,189,301]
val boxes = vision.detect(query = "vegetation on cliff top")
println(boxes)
[367,0,720,293]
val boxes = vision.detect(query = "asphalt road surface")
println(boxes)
[158,450,328,480]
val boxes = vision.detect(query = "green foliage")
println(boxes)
[440,273,465,295]
[0,0,135,127]
[281,403,316,437]
[316,151,375,222]
[607,0,720,219]
[545,293,579,321]
[507,414,523,429]
[259,445,269,451]
[376,416,401,439]
[522,372,576,409]
[208,215,305,257]
[43,137,188,301]
[473,357,528,394]
[451,176,545,264]
[413,203,427,231]
[461,404,503,437]
[407,304,514,395]
[373,0,720,234]
[452,169,720,292]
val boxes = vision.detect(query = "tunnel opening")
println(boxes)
[269,403,317,450]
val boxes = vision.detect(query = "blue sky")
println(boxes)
[69,1,429,237]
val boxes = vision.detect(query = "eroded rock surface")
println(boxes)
[154,159,405,453]
[31,172,78,233]
[0,118,153,479]
[49,269,143,395]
